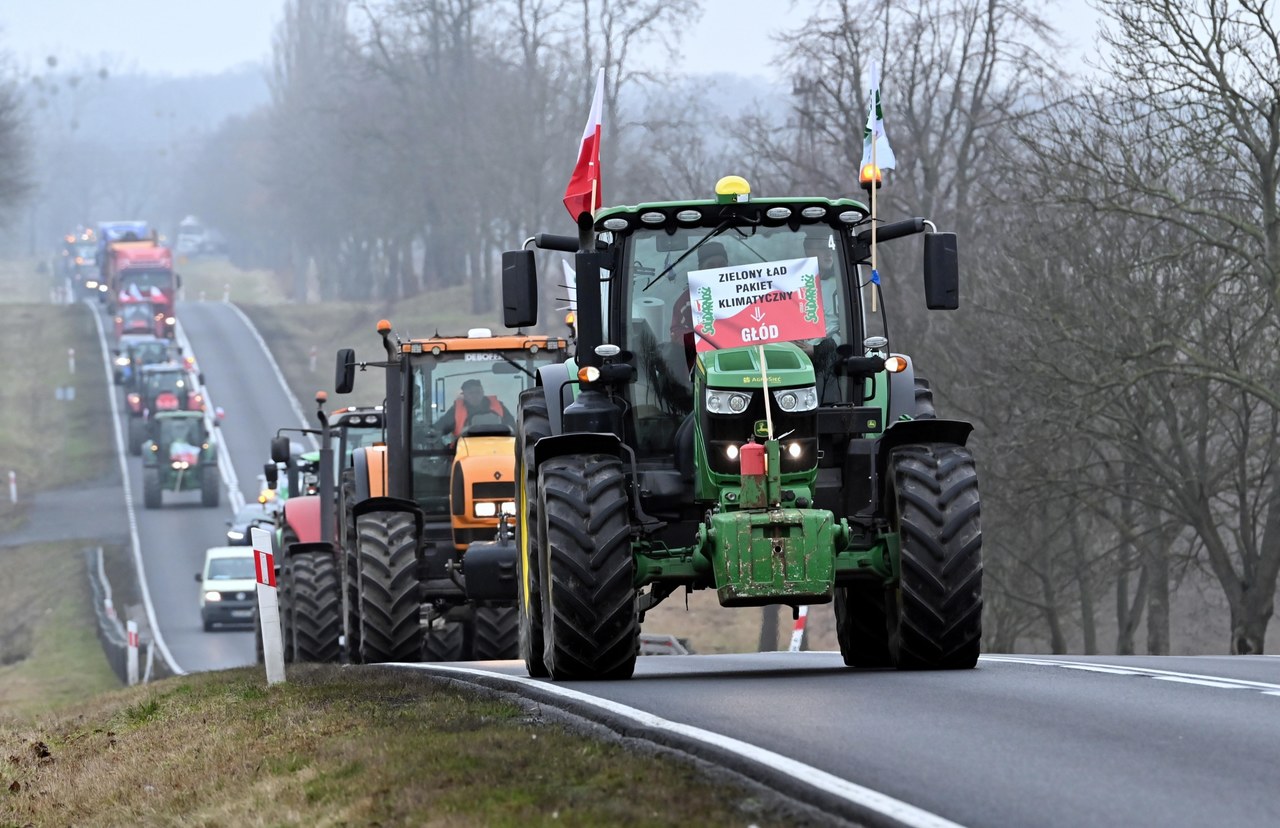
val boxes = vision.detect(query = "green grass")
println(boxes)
[0,666,817,827]
[0,543,121,717]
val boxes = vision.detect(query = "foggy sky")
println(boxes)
[2,0,1100,80]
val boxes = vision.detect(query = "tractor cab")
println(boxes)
[393,331,562,534]
[116,298,158,339]
[141,410,219,509]
[136,362,202,414]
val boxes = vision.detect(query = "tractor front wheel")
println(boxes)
[201,465,219,507]
[539,454,638,681]
[279,530,298,663]
[142,467,161,509]
[356,510,424,663]
[516,389,550,677]
[128,418,145,456]
[292,550,341,663]
[472,606,518,660]
[421,619,466,661]
[887,443,982,670]
[835,581,892,668]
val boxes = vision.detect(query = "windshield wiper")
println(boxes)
[498,352,535,379]
[643,221,733,291]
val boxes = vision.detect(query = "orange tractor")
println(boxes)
[335,325,567,663]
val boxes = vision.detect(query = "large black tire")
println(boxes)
[279,530,298,664]
[834,581,892,667]
[515,389,551,677]
[421,620,466,661]
[292,550,342,662]
[539,454,638,681]
[128,418,145,456]
[472,606,519,660]
[201,464,220,507]
[356,510,424,663]
[913,377,937,419]
[887,443,982,670]
[340,472,361,663]
[142,467,162,509]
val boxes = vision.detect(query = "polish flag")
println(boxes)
[563,68,605,221]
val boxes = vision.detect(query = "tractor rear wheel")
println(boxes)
[128,418,145,456]
[539,454,638,681]
[340,473,361,663]
[142,467,162,509]
[201,465,219,507]
[421,619,466,661]
[472,606,518,660]
[914,377,937,419]
[515,389,551,677]
[887,443,982,670]
[834,581,893,667]
[291,550,341,662]
[356,510,424,663]
[279,530,298,663]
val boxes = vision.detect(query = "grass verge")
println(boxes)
[0,665,826,826]
[0,543,120,717]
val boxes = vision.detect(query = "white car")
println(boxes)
[196,546,257,631]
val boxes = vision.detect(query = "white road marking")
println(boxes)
[400,663,969,828]
[90,304,186,676]
[982,655,1280,695]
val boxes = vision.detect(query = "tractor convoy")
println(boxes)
[75,167,981,680]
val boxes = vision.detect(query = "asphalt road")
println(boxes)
[420,653,1280,828]
[97,300,1280,827]
[102,299,309,673]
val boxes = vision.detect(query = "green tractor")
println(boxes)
[503,175,980,680]
[141,410,220,509]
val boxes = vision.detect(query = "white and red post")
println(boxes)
[251,526,286,684]
[126,619,140,685]
[788,605,809,653]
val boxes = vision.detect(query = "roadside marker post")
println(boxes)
[251,526,286,684]
[788,605,809,653]
[8,470,14,504]
[126,619,140,685]
[68,348,76,374]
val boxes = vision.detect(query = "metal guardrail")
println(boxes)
[84,546,154,685]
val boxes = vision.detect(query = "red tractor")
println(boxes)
[105,241,178,339]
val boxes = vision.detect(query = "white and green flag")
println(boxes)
[860,59,896,171]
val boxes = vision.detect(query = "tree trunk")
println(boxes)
[1145,542,1170,655]
[1071,520,1097,654]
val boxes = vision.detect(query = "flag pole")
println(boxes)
[759,345,773,440]
[870,135,879,314]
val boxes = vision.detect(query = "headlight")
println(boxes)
[500,501,516,515]
[773,386,818,413]
[86,280,99,289]
[474,502,498,518]
[172,461,189,470]
[226,530,245,541]
[204,591,222,602]
[115,356,130,366]
[706,389,752,414]
[98,284,108,292]
[725,444,740,461]
[786,441,803,459]
[165,317,176,325]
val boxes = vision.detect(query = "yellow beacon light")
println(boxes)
[715,175,752,204]
[859,163,882,192]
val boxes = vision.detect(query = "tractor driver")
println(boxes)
[429,378,514,442]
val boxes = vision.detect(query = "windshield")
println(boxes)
[121,269,172,292]
[160,417,203,446]
[134,342,170,363]
[330,423,383,485]
[624,224,852,458]
[407,347,559,515]
[207,556,255,580]
[121,304,154,324]
[146,370,187,396]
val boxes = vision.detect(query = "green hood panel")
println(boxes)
[698,342,814,390]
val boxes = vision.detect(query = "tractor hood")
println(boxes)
[698,342,814,390]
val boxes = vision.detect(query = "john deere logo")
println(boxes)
[754,420,769,437]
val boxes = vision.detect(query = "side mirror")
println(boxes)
[270,435,291,464]
[501,250,538,328]
[922,232,959,310]
[194,573,202,582]
[335,348,355,394]
[264,462,278,489]
[175,273,183,288]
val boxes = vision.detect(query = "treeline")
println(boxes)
[184,0,1280,654]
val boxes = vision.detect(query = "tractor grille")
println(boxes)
[702,393,817,475]
[473,481,513,499]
